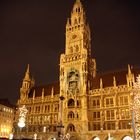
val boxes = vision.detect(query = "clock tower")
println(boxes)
[59,0,96,139]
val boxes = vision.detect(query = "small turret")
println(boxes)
[128,64,131,75]
[76,0,81,2]
[66,18,71,26]
[113,76,117,88]
[22,64,31,89]
[126,64,134,87]
[51,87,54,99]
[42,88,44,100]
[20,64,34,102]
[33,90,35,103]
[24,64,30,80]
[100,78,103,89]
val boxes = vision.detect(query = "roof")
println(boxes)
[28,67,140,97]
[28,82,59,98]
[92,67,140,89]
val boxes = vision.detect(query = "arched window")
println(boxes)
[78,8,80,12]
[68,99,75,108]
[67,124,75,132]
[68,111,74,119]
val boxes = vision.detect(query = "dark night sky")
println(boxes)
[0,0,140,105]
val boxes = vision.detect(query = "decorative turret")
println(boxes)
[51,87,54,99]
[126,64,135,87]
[24,64,30,80]
[20,64,35,102]
[33,90,35,103]
[113,76,117,88]
[100,78,103,89]
[42,88,44,101]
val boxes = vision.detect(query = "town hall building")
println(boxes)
[15,0,139,140]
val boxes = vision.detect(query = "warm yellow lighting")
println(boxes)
[34,133,37,140]
[18,121,25,128]
[9,133,13,139]
[94,137,100,140]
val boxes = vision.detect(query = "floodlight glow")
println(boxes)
[94,137,100,140]
[9,133,14,140]
[18,121,25,128]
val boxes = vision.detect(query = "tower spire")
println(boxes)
[24,64,30,80]
[76,0,81,3]
[128,64,132,75]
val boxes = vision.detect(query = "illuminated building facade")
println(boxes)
[15,0,140,140]
[0,99,15,138]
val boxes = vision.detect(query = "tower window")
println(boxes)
[68,99,75,108]
[67,124,75,132]
[74,18,77,24]
[79,17,81,23]
[78,8,80,12]
[68,111,74,119]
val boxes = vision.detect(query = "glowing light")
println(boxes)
[123,136,133,140]
[18,121,25,128]
[43,126,46,132]
[34,133,37,140]
[9,133,14,140]
[93,137,100,140]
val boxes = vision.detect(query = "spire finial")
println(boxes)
[24,64,30,80]
[33,90,35,99]
[113,76,116,87]
[51,87,54,98]
[128,64,132,75]
[27,64,30,73]
[42,88,44,99]
[100,78,103,89]
[76,0,80,2]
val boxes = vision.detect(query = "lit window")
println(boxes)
[105,97,114,107]
[121,109,130,119]
[92,99,100,108]
[119,96,128,106]
[93,111,100,121]
[106,110,115,120]
[104,122,115,130]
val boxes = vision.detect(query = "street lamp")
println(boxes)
[34,133,37,140]
[9,133,14,140]
[57,96,65,139]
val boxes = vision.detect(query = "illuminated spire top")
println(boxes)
[76,0,81,3]
[73,0,83,12]
[128,64,132,75]
[69,0,85,26]
[24,64,30,80]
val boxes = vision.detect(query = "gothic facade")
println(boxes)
[15,0,139,140]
